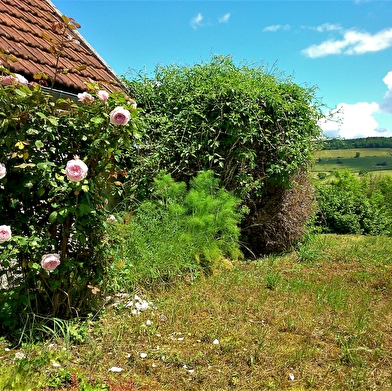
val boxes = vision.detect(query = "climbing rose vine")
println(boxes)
[0,69,140,330]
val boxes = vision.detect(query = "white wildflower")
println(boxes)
[109,366,123,372]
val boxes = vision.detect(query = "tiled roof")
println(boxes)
[0,0,125,94]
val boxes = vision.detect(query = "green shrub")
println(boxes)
[125,55,324,255]
[314,170,392,235]
[105,170,245,291]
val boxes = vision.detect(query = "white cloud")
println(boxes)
[310,23,342,33]
[320,71,392,138]
[190,13,203,30]
[380,71,392,114]
[320,102,384,139]
[302,28,392,58]
[383,71,392,89]
[218,13,230,24]
[263,24,290,32]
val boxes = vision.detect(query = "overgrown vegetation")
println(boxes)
[1,234,391,391]
[125,56,324,255]
[314,170,392,235]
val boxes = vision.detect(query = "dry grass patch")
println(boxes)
[1,234,392,390]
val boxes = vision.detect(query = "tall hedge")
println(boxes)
[125,56,323,255]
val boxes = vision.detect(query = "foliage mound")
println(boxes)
[125,55,323,255]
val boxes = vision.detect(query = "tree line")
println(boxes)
[324,137,392,150]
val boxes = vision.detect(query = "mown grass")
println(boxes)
[1,234,392,390]
[312,148,392,174]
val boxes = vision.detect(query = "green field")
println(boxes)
[312,148,392,174]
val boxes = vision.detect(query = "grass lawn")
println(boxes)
[1,234,392,390]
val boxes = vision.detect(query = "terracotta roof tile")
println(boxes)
[0,0,125,94]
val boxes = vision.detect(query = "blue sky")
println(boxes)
[52,0,392,139]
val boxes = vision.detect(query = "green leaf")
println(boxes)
[77,204,92,217]
[91,116,105,125]
[49,211,58,223]
[14,88,28,98]
[48,117,58,126]
[37,187,45,197]
[37,161,55,170]
[35,140,44,149]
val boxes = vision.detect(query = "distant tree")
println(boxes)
[317,172,327,180]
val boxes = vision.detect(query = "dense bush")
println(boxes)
[105,170,245,291]
[314,170,392,235]
[0,66,139,333]
[125,55,323,255]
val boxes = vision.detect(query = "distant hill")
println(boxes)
[323,137,392,150]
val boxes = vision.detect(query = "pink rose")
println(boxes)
[0,74,28,85]
[97,90,109,102]
[77,92,94,104]
[41,254,61,271]
[0,225,11,243]
[109,106,131,126]
[1,75,18,85]
[0,163,6,179]
[65,159,88,182]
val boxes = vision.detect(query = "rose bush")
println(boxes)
[0,67,140,332]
